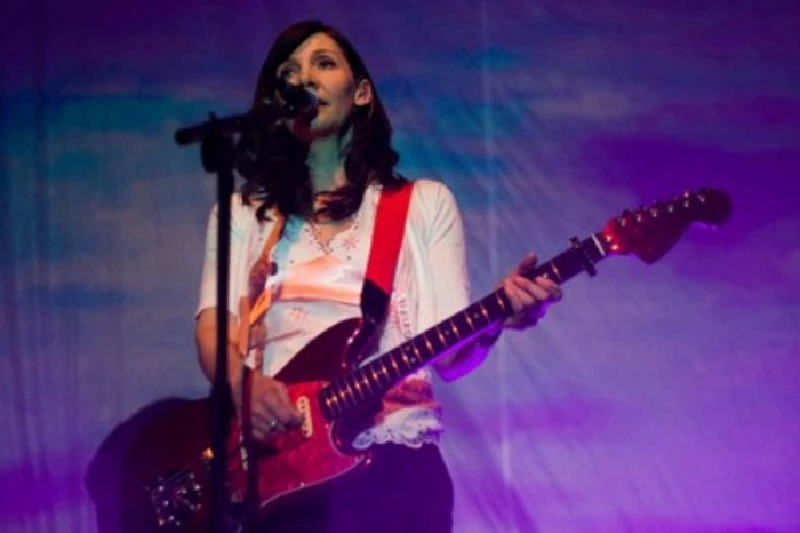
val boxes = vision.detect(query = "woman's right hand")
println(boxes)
[233,371,304,441]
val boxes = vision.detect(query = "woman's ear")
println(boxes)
[353,79,373,106]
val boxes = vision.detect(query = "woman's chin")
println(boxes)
[290,120,342,143]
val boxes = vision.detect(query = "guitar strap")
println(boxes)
[238,209,284,532]
[360,181,414,331]
[237,181,414,527]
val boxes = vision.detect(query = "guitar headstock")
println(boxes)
[601,188,731,264]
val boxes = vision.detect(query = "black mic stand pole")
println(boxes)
[174,103,287,533]
[200,113,235,533]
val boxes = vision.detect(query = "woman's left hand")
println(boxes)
[499,252,563,330]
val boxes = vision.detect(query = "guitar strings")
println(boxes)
[151,444,239,496]
[151,461,205,495]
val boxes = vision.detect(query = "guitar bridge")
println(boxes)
[145,447,213,528]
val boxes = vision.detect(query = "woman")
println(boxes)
[194,19,562,533]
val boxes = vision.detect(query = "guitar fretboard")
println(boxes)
[319,233,610,420]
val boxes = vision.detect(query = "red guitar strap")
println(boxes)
[360,181,414,328]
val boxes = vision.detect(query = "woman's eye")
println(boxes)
[318,58,336,68]
[278,66,298,79]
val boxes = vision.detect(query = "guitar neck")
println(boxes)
[320,233,610,420]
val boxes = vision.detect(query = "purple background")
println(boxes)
[2,1,799,531]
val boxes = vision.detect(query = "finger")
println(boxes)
[533,276,563,301]
[503,283,542,329]
[251,402,285,434]
[513,252,538,276]
[504,277,549,318]
[501,284,541,328]
[511,276,551,303]
[274,382,304,425]
[251,421,281,443]
[513,277,559,321]
[501,278,526,313]
[251,375,303,426]
[515,275,562,303]
[261,415,285,435]
[264,388,303,427]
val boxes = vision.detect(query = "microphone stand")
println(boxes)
[174,105,287,533]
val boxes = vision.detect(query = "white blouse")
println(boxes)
[197,179,471,449]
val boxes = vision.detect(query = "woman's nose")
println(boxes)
[300,70,319,89]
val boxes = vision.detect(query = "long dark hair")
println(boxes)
[236,20,405,222]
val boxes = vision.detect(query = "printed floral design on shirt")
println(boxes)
[389,293,414,340]
[339,231,360,253]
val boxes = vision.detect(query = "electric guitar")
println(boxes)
[144,188,731,531]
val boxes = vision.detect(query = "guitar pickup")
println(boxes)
[296,396,313,438]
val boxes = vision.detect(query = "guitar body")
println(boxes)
[225,317,376,521]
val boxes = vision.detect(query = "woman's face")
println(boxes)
[276,32,372,141]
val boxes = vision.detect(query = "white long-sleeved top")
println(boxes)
[196,179,471,448]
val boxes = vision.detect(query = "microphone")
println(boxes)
[173,79,318,146]
[273,78,319,117]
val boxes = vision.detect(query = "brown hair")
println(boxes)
[236,20,405,221]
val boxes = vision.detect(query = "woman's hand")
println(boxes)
[233,371,304,442]
[498,252,562,330]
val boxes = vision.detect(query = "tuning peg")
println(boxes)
[648,203,662,217]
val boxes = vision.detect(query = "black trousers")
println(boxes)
[255,443,454,533]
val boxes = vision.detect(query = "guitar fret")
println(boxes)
[348,380,360,403]
[494,292,507,313]
[464,309,474,331]
[400,349,411,370]
[463,312,475,332]
[342,377,359,405]
[379,363,390,388]
[422,334,433,355]
[323,390,338,417]
[403,345,417,366]
[358,370,373,395]
[330,390,342,412]
[351,373,363,397]
[478,301,490,323]
[369,366,380,387]
[411,341,422,363]
[344,383,355,405]
[449,318,461,339]
[549,261,562,282]
[332,385,350,411]
[435,324,447,345]
[334,386,347,410]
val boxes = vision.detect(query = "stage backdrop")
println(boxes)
[2,1,799,532]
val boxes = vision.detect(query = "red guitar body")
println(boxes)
[225,317,375,520]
